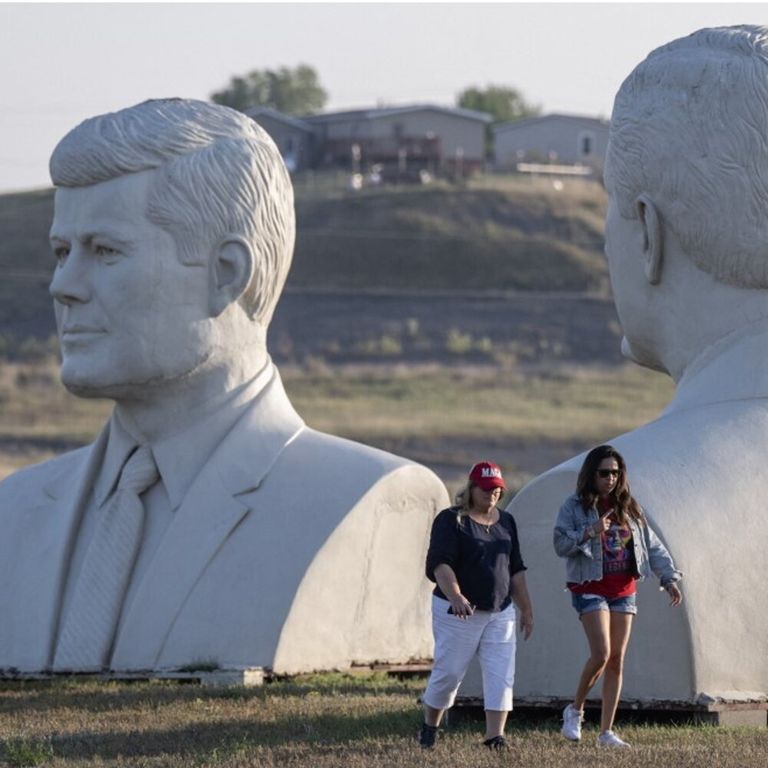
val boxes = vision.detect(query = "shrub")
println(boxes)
[2,737,54,767]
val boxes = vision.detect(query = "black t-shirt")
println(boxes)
[425,506,527,612]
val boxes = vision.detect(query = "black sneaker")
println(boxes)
[483,735,508,750]
[418,722,438,748]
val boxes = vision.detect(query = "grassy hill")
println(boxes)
[291,174,608,293]
[0,188,60,342]
[0,173,608,346]
[0,176,669,494]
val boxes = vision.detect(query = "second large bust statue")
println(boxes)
[0,99,448,674]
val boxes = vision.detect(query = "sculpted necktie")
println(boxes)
[53,444,159,671]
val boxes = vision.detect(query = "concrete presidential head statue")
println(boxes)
[0,97,448,676]
[604,25,768,380]
[48,98,293,402]
[492,25,768,709]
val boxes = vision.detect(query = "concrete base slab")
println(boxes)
[450,695,768,728]
[694,709,767,727]
[0,667,266,687]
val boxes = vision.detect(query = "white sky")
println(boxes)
[1,1,765,193]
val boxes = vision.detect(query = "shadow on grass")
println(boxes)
[0,677,423,717]
[5,708,421,763]
[0,680,220,716]
[449,703,703,731]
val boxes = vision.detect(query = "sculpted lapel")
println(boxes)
[2,427,109,670]
[110,370,305,670]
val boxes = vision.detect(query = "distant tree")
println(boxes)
[211,64,328,115]
[457,84,540,124]
[458,84,540,159]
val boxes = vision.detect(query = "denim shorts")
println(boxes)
[571,592,637,616]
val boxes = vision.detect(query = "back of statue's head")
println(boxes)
[606,25,768,289]
[50,98,296,327]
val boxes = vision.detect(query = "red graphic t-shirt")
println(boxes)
[569,498,637,598]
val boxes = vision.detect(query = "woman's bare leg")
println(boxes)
[484,709,508,740]
[573,610,610,709]
[600,612,633,733]
[423,704,445,727]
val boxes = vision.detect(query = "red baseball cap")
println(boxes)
[469,461,506,491]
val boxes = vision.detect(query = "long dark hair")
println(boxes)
[576,445,643,525]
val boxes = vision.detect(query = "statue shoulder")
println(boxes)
[293,425,432,475]
[278,426,449,506]
[0,447,89,503]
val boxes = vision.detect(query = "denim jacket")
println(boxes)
[553,493,682,586]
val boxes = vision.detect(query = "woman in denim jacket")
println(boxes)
[553,445,682,749]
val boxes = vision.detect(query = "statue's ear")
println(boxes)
[636,194,663,285]
[209,237,254,317]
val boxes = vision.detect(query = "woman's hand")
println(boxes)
[519,609,534,640]
[448,594,475,620]
[433,565,473,619]
[584,512,611,541]
[593,511,612,536]
[664,582,683,607]
[510,571,534,639]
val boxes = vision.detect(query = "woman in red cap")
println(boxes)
[418,461,534,750]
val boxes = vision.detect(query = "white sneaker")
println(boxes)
[596,730,631,748]
[561,704,584,741]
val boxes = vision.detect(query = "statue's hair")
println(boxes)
[50,98,295,326]
[605,25,768,288]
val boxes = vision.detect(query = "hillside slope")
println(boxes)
[292,175,608,293]
[0,174,608,344]
[0,189,58,340]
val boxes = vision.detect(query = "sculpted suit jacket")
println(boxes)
[0,367,448,673]
[490,324,768,704]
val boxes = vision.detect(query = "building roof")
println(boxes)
[244,107,315,133]
[304,104,493,125]
[493,112,610,135]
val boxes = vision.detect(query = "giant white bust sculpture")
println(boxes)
[0,99,448,674]
[502,25,768,704]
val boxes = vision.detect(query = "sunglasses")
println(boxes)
[597,469,620,478]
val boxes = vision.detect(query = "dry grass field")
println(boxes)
[1,360,763,767]
[3,174,754,766]
[0,359,674,493]
[4,360,761,767]
[1,674,766,767]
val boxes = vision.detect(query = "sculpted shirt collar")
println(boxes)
[94,360,276,509]
[664,318,768,415]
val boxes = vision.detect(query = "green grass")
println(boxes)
[0,675,765,767]
[2,736,55,767]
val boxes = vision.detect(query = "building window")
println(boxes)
[579,131,595,157]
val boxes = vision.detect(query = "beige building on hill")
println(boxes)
[246,103,492,179]
[493,113,610,174]
[306,105,491,176]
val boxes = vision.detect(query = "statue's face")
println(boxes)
[49,169,214,398]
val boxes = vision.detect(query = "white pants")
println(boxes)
[423,595,517,712]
